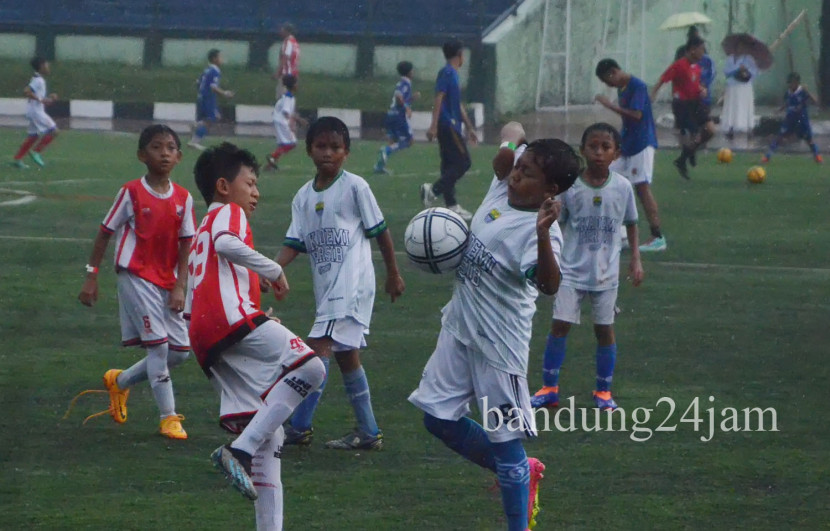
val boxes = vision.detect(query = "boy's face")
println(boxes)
[600,68,624,88]
[686,44,704,63]
[213,53,224,66]
[580,131,620,175]
[308,131,349,179]
[788,79,799,91]
[137,133,182,176]
[40,62,51,75]
[507,151,556,210]
[218,166,259,217]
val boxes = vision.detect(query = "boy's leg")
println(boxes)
[591,289,619,410]
[431,123,472,209]
[763,133,784,162]
[533,286,581,408]
[287,337,331,440]
[492,439,530,531]
[254,426,285,531]
[423,413,496,471]
[269,143,296,163]
[13,134,38,167]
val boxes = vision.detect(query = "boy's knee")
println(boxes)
[423,413,454,439]
[168,350,190,368]
[302,356,327,388]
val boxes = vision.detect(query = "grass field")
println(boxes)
[0,128,828,529]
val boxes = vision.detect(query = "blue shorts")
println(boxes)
[385,113,412,143]
[780,115,812,141]
[197,100,219,122]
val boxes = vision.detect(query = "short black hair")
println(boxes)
[525,139,582,194]
[581,122,622,149]
[282,74,297,91]
[193,142,259,206]
[686,36,705,50]
[207,48,221,62]
[687,25,699,39]
[30,57,47,72]
[595,58,620,79]
[397,61,413,77]
[138,124,180,151]
[306,116,351,152]
[282,23,295,35]
[787,72,801,83]
[442,39,464,60]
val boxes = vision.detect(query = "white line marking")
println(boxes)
[0,188,36,206]
[1,179,108,186]
[0,234,90,243]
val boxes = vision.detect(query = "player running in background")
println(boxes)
[277,117,405,450]
[532,123,644,413]
[594,58,666,252]
[11,57,58,169]
[186,143,326,528]
[374,60,419,174]
[266,74,307,170]
[762,72,822,164]
[188,49,234,151]
[410,138,581,530]
[76,124,194,440]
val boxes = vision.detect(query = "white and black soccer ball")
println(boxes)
[404,207,469,274]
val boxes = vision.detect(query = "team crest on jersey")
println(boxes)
[632,168,638,176]
[318,263,331,274]
[176,205,184,218]
[315,201,324,213]
[484,209,501,223]
[593,196,602,206]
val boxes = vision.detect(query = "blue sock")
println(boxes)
[343,366,378,435]
[766,138,780,159]
[386,138,410,157]
[596,343,617,392]
[542,334,567,387]
[423,414,496,472]
[194,124,208,140]
[492,439,530,531]
[290,356,329,431]
[809,142,819,156]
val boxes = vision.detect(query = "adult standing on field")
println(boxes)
[275,23,300,79]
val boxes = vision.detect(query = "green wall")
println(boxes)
[0,34,36,59]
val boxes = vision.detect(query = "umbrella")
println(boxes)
[659,12,712,31]
[721,33,773,70]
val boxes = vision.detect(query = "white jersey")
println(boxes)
[26,74,46,116]
[441,178,563,375]
[273,92,295,125]
[558,171,638,291]
[284,170,387,327]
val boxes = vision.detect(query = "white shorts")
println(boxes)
[553,284,619,325]
[117,272,189,350]
[610,146,654,185]
[309,317,368,352]
[273,119,296,145]
[26,109,56,135]
[408,328,536,443]
[210,319,316,433]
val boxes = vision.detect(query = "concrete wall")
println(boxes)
[56,35,144,65]
[0,34,36,59]
[162,39,249,67]
[374,45,471,86]
[267,42,359,76]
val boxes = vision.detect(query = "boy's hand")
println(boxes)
[413,91,421,100]
[271,273,290,301]
[536,197,560,232]
[628,257,644,287]
[426,125,438,142]
[224,90,235,98]
[385,273,405,302]
[168,286,185,312]
[467,129,479,146]
[594,94,612,108]
[45,93,58,105]
[78,278,99,307]
[265,307,281,323]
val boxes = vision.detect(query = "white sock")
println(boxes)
[146,343,176,418]
[254,426,284,531]
[117,350,189,389]
[232,357,325,455]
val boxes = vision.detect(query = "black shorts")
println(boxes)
[672,100,710,134]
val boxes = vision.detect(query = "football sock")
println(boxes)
[422,413,496,472]
[492,439,530,531]
[232,357,326,455]
[542,334,567,387]
[14,135,38,160]
[809,142,819,156]
[33,132,55,153]
[385,138,411,157]
[650,226,663,239]
[290,355,329,431]
[596,343,617,392]
[766,138,780,159]
[192,123,208,142]
[117,350,190,389]
[270,143,295,160]
[254,427,285,531]
[146,343,176,418]
[343,366,379,436]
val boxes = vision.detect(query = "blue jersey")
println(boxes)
[785,86,810,120]
[197,64,221,109]
[388,77,413,120]
[617,76,657,157]
[435,64,462,133]
[699,54,716,105]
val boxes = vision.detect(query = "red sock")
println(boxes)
[270,144,296,160]
[33,133,55,153]
[14,135,38,160]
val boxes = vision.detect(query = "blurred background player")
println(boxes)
[410,139,581,531]
[675,26,716,114]
[276,24,300,78]
[266,74,307,170]
[76,124,194,440]
[278,117,405,450]
[187,143,326,527]
[12,57,58,169]
[420,39,478,221]
[594,58,666,252]
[188,49,234,151]
[374,60,419,174]
[762,72,822,164]
[532,123,643,413]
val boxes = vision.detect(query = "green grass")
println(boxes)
[0,59,431,111]
[0,129,828,529]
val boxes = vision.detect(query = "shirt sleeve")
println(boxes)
[215,233,283,281]
[283,194,307,252]
[627,82,647,112]
[659,61,678,84]
[521,222,563,284]
[623,182,639,225]
[435,69,450,95]
[101,187,133,233]
[179,193,196,239]
[211,203,248,243]
[355,181,387,238]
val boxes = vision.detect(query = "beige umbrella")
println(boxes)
[659,12,713,31]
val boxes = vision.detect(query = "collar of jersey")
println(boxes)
[141,175,174,199]
[312,170,344,192]
[579,172,612,189]
[506,201,540,213]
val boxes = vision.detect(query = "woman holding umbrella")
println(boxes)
[720,34,773,139]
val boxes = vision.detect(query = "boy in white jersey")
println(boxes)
[409,138,581,530]
[266,74,306,170]
[532,123,644,412]
[12,57,58,169]
[75,125,194,440]
[277,116,405,450]
[187,143,326,528]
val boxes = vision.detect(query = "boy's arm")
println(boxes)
[594,95,642,121]
[805,88,820,105]
[374,230,405,302]
[649,80,665,102]
[215,234,290,300]
[625,224,644,286]
[427,91,445,141]
[168,237,191,311]
[534,198,561,296]
[276,246,300,268]
[459,103,479,145]
[78,229,112,307]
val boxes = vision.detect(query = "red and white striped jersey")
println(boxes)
[185,202,266,369]
[101,176,195,290]
[280,36,300,76]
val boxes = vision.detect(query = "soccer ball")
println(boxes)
[404,207,469,274]
[747,166,766,184]
[717,148,733,163]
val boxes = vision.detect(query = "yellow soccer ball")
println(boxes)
[717,147,733,163]
[747,165,766,184]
